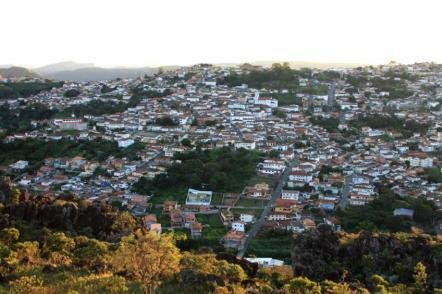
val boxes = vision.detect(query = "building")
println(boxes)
[222,230,246,249]
[118,139,135,148]
[53,118,88,131]
[243,183,271,199]
[190,221,203,238]
[220,209,234,225]
[240,213,255,223]
[273,199,299,214]
[393,208,414,218]
[234,141,256,150]
[244,258,284,267]
[281,190,299,200]
[163,201,178,215]
[231,221,245,232]
[185,188,212,206]
[10,160,29,170]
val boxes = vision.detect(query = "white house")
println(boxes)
[10,160,29,170]
[240,214,255,223]
[118,139,135,148]
[289,171,313,183]
[244,258,284,267]
[234,141,256,150]
[231,221,245,232]
[281,190,299,200]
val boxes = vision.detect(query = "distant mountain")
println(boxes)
[249,60,366,69]
[34,61,95,75]
[0,64,14,69]
[0,66,40,78]
[42,66,161,81]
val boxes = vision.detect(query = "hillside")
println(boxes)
[0,67,40,79]
[34,61,95,75]
[0,177,440,293]
[42,66,160,81]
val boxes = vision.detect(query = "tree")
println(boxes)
[73,236,108,268]
[369,274,389,293]
[181,138,192,148]
[64,89,80,98]
[214,260,247,283]
[111,211,136,235]
[43,232,75,266]
[9,188,21,205]
[15,241,40,265]
[283,277,321,294]
[413,262,427,291]
[0,228,20,245]
[111,231,181,293]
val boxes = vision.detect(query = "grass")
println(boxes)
[150,188,187,205]
[246,175,278,189]
[202,226,228,241]
[197,213,223,227]
[261,92,302,106]
[211,193,224,206]
[236,198,269,208]
[246,237,292,262]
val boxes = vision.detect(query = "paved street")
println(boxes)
[236,158,297,258]
[338,174,353,209]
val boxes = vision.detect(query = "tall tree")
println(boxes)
[111,231,181,293]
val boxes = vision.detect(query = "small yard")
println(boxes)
[236,198,269,208]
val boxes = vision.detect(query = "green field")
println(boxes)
[236,198,269,208]
[246,231,293,262]
[197,213,223,227]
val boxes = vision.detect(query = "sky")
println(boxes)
[2,0,442,68]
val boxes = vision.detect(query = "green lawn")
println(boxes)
[211,193,224,206]
[261,92,302,106]
[150,188,187,205]
[246,237,292,262]
[236,198,269,208]
[197,213,223,227]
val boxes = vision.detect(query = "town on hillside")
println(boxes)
[1,62,441,266]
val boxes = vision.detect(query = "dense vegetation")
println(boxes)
[0,103,57,134]
[292,225,441,291]
[0,81,64,99]
[133,147,264,201]
[59,100,128,117]
[309,116,340,133]
[337,186,439,233]
[154,116,178,126]
[0,95,142,134]
[348,114,430,137]
[63,89,80,98]
[346,73,414,99]
[0,139,144,169]
[217,63,328,95]
[265,92,302,106]
[0,178,439,293]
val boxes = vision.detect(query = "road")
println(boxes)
[236,159,297,258]
[221,111,244,141]
[137,150,164,169]
[338,174,353,209]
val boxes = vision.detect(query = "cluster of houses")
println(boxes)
[1,62,441,263]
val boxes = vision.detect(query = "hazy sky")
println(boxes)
[2,0,442,68]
